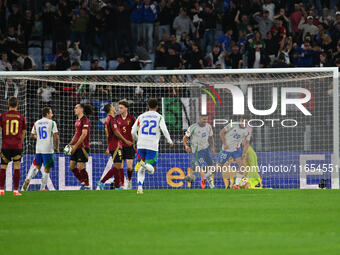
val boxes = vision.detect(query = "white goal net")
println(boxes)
[0,68,338,190]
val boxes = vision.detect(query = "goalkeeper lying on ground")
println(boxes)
[222,145,262,189]
[238,145,262,189]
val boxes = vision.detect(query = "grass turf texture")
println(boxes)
[0,189,340,255]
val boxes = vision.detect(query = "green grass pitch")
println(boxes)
[1,189,340,255]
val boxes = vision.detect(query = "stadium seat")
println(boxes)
[43,40,53,50]
[81,60,91,70]
[98,60,107,70]
[28,47,42,67]
[44,53,56,64]
[108,60,118,70]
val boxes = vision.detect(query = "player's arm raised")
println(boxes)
[160,116,173,147]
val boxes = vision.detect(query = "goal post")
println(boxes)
[0,67,338,190]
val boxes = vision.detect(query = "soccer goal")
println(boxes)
[0,68,338,190]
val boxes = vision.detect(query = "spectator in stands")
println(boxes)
[69,61,81,71]
[165,46,181,70]
[116,3,133,55]
[22,10,33,43]
[319,8,334,26]
[8,4,23,29]
[290,3,303,37]
[333,42,340,65]
[67,41,82,63]
[173,8,195,41]
[102,6,116,59]
[0,53,12,71]
[37,81,57,106]
[319,52,332,67]
[274,8,289,29]
[56,52,71,70]
[205,45,225,69]
[227,45,243,69]
[142,0,158,52]
[299,16,318,39]
[253,10,273,39]
[271,53,291,68]
[271,19,286,42]
[155,33,169,69]
[71,8,89,59]
[247,42,269,68]
[158,0,173,40]
[31,14,43,40]
[42,2,54,40]
[263,0,275,20]
[200,4,217,54]
[134,40,152,70]
[264,31,279,59]
[4,78,19,99]
[218,28,232,52]
[291,40,314,67]
[279,35,293,65]
[90,59,104,70]
[183,43,204,69]
[250,31,265,49]
[321,33,334,55]
[19,52,36,71]
[130,0,143,50]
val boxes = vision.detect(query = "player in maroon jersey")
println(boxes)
[68,104,93,190]
[96,103,133,190]
[0,97,27,196]
[115,100,136,189]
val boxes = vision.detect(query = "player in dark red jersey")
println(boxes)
[0,97,27,196]
[68,104,93,190]
[97,103,133,190]
[115,100,136,189]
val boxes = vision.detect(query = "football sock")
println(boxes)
[41,172,49,190]
[235,173,243,186]
[118,169,125,186]
[127,168,133,181]
[13,169,20,191]
[137,167,145,187]
[0,169,6,190]
[80,169,89,186]
[71,168,82,182]
[113,168,120,188]
[27,167,39,181]
[101,167,116,183]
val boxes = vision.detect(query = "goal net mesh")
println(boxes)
[0,70,338,190]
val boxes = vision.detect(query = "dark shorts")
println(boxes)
[121,146,135,160]
[110,147,123,163]
[0,149,23,165]
[70,148,89,163]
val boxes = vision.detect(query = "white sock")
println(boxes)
[235,173,243,185]
[144,163,154,174]
[41,172,49,190]
[137,168,145,188]
[27,167,39,180]
[203,168,213,180]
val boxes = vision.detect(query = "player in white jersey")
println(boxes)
[217,117,251,188]
[183,115,215,189]
[131,98,173,194]
[23,107,59,191]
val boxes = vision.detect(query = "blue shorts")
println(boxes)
[33,154,55,168]
[192,147,214,168]
[217,147,242,165]
[137,149,158,166]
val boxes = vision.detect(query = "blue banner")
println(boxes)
[2,152,338,191]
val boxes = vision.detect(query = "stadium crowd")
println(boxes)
[0,0,340,71]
